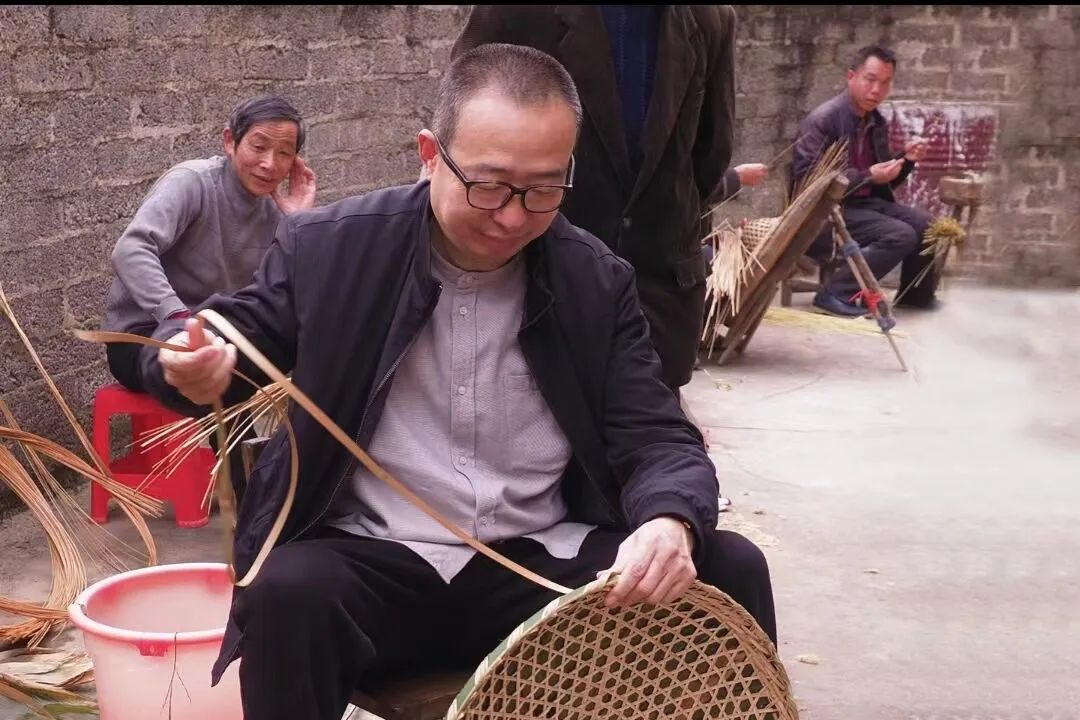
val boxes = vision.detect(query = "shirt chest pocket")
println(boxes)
[502,373,571,476]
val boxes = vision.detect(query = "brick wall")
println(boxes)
[0,5,1077,506]
[724,4,1079,287]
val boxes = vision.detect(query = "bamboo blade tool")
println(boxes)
[75,312,573,596]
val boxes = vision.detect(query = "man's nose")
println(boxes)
[493,195,529,229]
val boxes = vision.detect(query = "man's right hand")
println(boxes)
[869,158,904,185]
[159,318,237,406]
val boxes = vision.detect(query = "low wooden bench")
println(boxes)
[240,436,471,720]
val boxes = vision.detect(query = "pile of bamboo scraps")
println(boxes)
[0,648,95,718]
[0,285,163,716]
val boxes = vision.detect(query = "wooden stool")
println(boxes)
[937,174,985,273]
[780,255,825,307]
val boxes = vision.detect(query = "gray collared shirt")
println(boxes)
[327,245,595,582]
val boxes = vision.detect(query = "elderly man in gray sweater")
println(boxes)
[103,95,317,392]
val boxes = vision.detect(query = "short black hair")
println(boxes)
[431,43,582,149]
[849,45,898,72]
[227,95,305,152]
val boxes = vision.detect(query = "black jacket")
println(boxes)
[791,91,915,204]
[139,181,719,682]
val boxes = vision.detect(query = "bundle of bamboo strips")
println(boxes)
[894,216,966,304]
[137,379,286,510]
[0,283,162,648]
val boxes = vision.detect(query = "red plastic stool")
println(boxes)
[91,383,216,528]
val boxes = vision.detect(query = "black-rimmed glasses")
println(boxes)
[433,134,574,213]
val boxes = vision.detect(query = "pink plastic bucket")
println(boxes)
[68,563,242,719]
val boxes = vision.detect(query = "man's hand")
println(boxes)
[904,137,928,162]
[159,318,236,406]
[271,156,317,214]
[734,163,769,187]
[869,158,904,185]
[600,517,697,608]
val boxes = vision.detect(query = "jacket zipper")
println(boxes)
[288,285,442,543]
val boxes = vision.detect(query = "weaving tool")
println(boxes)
[828,208,907,372]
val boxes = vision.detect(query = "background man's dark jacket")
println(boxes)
[792,91,914,203]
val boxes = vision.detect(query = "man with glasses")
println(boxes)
[135,44,775,720]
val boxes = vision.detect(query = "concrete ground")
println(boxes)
[1,283,1077,719]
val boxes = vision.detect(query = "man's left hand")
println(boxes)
[600,517,697,608]
[272,156,318,214]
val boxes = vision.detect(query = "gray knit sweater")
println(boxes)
[104,156,282,333]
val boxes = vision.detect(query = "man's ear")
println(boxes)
[417,130,439,175]
[223,126,236,157]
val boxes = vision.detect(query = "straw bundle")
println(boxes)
[894,216,966,304]
[922,216,965,260]
[0,284,161,648]
[701,221,759,352]
[137,379,287,509]
[448,576,798,720]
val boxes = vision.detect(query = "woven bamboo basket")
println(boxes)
[446,577,798,720]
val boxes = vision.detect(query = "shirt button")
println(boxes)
[458,456,467,466]
[459,306,468,316]
[621,217,632,229]
[457,385,466,395]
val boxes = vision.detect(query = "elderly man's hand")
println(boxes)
[600,516,697,608]
[272,156,318,214]
[159,318,236,406]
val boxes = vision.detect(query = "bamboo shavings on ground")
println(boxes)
[0,647,96,719]
[763,306,908,338]
[0,284,164,540]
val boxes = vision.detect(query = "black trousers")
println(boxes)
[235,527,777,720]
[821,196,940,307]
[105,323,156,393]
[636,272,707,393]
